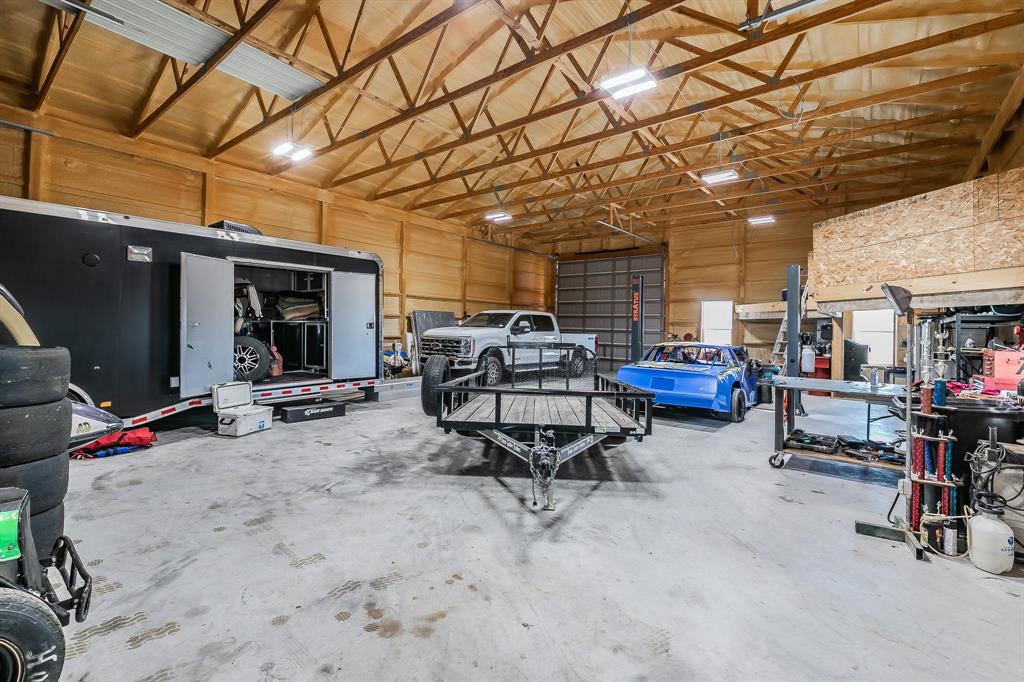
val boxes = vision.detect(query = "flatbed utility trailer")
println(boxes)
[425,341,653,510]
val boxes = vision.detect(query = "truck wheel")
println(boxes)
[420,355,450,417]
[0,452,69,515]
[234,336,272,383]
[0,345,70,408]
[0,399,72,467]
[477,354,503,386]
[0,589,65,682]
[568,351,585,378]
[30,503,64,559]
[728,387,746,423]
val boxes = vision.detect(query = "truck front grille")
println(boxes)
[421,337,468,356]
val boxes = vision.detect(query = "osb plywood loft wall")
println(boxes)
[0,122,553,341]
[809,166,1024,304]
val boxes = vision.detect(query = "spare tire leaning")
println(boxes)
[0,452,69,514]
[420,355,450,417]
[0,399,72,467]
[29,502,64,559]
[0,345,70,408]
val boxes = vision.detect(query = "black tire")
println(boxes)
[0,399,72,467]
[477,353,503,387]
[728,387,746,423]
[0,345,70,408]
[0,588,65,682]
[420,355,450,417]
[0,453,68,514]
[29,503,64,559]
[234,336,272,383]
[567,351,585,378]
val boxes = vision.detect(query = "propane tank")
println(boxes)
[800,345,816,374]
[969,506,1015,575]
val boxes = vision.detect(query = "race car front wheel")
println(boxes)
[0,589,65,682]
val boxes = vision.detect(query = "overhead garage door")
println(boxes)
[555,254,664,373]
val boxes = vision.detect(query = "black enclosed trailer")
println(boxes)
[0,196,383,422]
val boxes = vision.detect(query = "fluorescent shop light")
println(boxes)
[747,215,776,225]
[485,211,512,222]
[739,0,831,31]
[272,142,295,157]
[290,147,312,162]
[600,68,657,100]
[700,169,739,185]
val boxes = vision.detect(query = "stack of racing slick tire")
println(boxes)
[0,345,72,558]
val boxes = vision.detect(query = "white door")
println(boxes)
[329,271,377,379]
[180,253,234,398]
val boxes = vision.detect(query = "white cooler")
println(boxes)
[212,381,273,437]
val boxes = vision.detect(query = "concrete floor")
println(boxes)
[60,394,1021,681]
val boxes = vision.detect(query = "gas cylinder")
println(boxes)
[969,508,1015,574]
[800,345,816,374]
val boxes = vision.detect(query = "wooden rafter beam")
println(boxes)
[540,178,947,240]
[962,67,1024,179]
[210,0,484,158]
[285,0,685,173]
[503,157,961,233]
[34,2,89,113]
[385,13,1022,204]
[433,105,984,215]
[133,0,283,137]
[329,0,892,188]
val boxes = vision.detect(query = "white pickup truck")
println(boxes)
[418,310,597,386]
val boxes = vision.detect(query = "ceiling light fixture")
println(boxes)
[739,0,830,31]
[485,211,512,223]
[290,147,312,162]
[272,142,295,157]
[600,17,657,100]
[748,215,776,225]
[700,169,739,185]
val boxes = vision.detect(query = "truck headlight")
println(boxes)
[459,336,474,356]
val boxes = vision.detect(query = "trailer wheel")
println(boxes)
[420,355,450,417]
[234,336,272,383]
[0,452,69,515]
[0,345,70,408]
[0,399,72,467]
[0,589,65,682]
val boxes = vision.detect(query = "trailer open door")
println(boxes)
[180,253,234,397]
[329,271,377,379]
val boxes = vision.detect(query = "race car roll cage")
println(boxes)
[434,340,654,510]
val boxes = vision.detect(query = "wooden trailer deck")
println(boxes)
[443,393,643,431]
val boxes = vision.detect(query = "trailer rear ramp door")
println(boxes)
[180,252,234,398]
[330,271,376,379]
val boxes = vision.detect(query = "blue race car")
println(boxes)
[615,342,760,422]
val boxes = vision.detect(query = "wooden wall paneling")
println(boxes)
[0,127,25,199]
[403,221,464,314]
[465,238,512,306]
[511,250,551,309]
[43,137,203,223]
[211,177,319,242]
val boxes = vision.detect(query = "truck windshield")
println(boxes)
[460,312,514,328]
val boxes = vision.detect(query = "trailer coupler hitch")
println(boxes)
[529,434,560,511]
